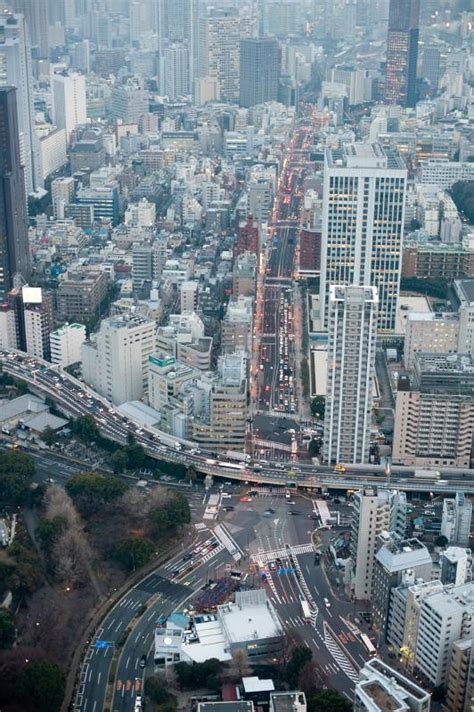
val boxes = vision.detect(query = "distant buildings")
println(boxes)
[320,143,407,332]
[57,271,108,322]
[240,38,280,108]
[199,9,242,102]
[52,71,87,141]
[385,0,420,108]
[0,86,30,299]
[323,286,378,465]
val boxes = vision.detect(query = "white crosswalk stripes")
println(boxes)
[200,543,225,563]
[320,625,359,683]
[194,522,208,531]
[251,543,314,563]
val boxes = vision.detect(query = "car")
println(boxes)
[334,463,346,473]
[139,654,147,669]
[240,496,252,503]
[223,505,235,511]
[269,561,277,571]
[182,553,193,561]
[289,510,300,515]
[171,570,180,578]
[285,500,295,505]
[324,598,331,608]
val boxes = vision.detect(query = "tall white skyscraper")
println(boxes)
[156,0,197,91]
[320,143,407,332]
[198,8,241,102]
[162,44,191,99]
[0,10,42,194]
[52,71,87,141]
[323,285,378,465]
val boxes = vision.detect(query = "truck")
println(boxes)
[300,598,312,622]
[225,450,251,464]
[414,469,441,480]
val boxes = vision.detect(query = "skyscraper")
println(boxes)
[162,44,191,100]
[239,38,280,108]
[198,9,241,102]
[10,0,49,59]
[0,10,42,194]
[320,143,406,332]
[385,0,420,108]
[0,86,30,299]
[323,285,378,465]
[51,71,87,141]
[156,0,198,91]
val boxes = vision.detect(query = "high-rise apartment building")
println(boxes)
[239,38,280,108]
[350,487,394,601]
[10,0,49,59]
[198,9,241,103]
[393,354,474,469]
[446,638,473,712]
[0,11,42,194]
[52,71,87,142]
[385,0,420,108]
[415,582,474,687]
[323,285,378,465]
[0,87,30,299]
[372,534,432,635]
[22,287,54,360]
[52,176,75,219]
[320,143,406,332]
[81,314,157,405]
[440,547,469,587]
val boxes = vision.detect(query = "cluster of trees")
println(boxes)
[18,659,65,712]
[0,449,36,506]
[36,485,95,589]
[310,396,325,420]
[301,358,310,399]
[145,676,177,712]
[174,658,224,691]
[66,471,127,516]
[451,180,474,224]
[400,277,448,300]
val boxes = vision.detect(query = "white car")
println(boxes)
[324,597,331,608]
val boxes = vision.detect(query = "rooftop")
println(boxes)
[361,681,399,711]
[197,704,254,712]
[219,590,283,644]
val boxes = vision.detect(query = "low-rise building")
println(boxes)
[57,271,108,322]
[355,659,431,712]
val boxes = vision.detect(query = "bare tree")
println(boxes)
[44,484,80,528]
[228,648,251,682]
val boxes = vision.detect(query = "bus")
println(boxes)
[360,633,377,656]
[300,598,312,623]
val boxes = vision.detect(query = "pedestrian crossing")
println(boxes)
[320,624,359,683]
[201,542,225,563]
[195,522,208,531]
[252,543,314,563]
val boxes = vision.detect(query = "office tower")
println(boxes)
[57,271,108,322]
[415,582,474,687]
[248,179,273,224]
[372,534,432,634]
[440,547,469,587]
[162,44,191,100]
[81,314,157,405]
[441,493,473,547]
[48,0,74,29]
[344,0,357,37]
[323,286,378,465]
[156,0,197,90]
[385,0,420,108]
[0,11,42,194]
[446,638,473,712]
[354,659,431,712]
[239,38,280,108]
[52,72,87,142]
[393,355,474,469]
[109,79,149,125]
[10,0,49,59]
[421,47,440,93]
[50,323,86,367]
[404,312,460,370]
[0,87,30,299]
[320,144,406,332]
[199,9,241,103]
[350,487,393,601]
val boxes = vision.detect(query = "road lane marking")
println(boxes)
[125,656,130,669]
